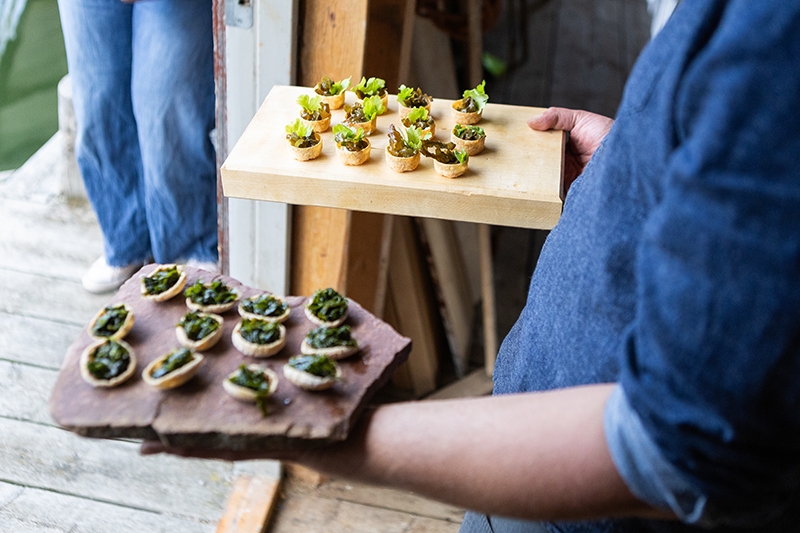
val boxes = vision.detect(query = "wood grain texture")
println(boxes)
[290,205,350,295]
[221,86,565,230]
[216,475,281,533]
[49,264,411,449]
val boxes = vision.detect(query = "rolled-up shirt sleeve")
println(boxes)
[604,2,800,527]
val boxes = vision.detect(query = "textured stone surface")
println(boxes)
[49,264,411,449]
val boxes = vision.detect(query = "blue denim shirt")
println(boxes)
[492,1,800,531]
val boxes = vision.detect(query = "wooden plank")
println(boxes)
[222,86,564,230]
[0,481,214,533]
[216,475,281,533]
[386,217,441,397]
[0,360,57,425]
[49,265,412,449]
[425,368,494,400]
[0,311,80,369]
[479,224,498,375]
[342,210,387,316]
[363,0,415,88]
[290,206,350,295]
[417,218,473,376]
[0,417,238,522]
[0,268,111,327]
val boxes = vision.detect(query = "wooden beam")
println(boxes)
[216,475,282,533]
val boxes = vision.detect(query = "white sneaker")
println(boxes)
[186,258,220,273]
[82,256,142,294]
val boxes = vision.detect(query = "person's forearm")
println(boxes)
[299,383,667,521]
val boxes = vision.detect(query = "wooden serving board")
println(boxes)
[221,85,565,230]
[49,265,411,450]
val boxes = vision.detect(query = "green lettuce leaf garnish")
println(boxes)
[316,76,351,96]
[461,80,489,112]
[361,95,385,121]
[406,107,430,124]
[285,119,318,148]
[455,149,469,164]
[354,76,386,98]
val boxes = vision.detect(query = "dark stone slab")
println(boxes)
[49,265,411,450]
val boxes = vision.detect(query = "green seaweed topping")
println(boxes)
[306,325,357,349]
[285,119,319,148]
[241,294,288,318]
[91,304,129,337]
[454,80,489,113]
[143,266,180,295]
[239,318,282,345]
[87,340,131,380]
[453,124,486,141]
[151,348,195,379]
[178,311,220,341]
[420,139,469,165]
[307,288,348,322]
[289,354,338,378]
[387,125,428,157]
[353,76,386,99]
[332,124,369,152]
[343,95,384,124]
[297,94,331,121]
[229,364,273,416]
[315,76,351,96]
[184,279,237,306]
[397,85,432,108]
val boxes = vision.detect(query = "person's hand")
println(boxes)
[528,107,614,191]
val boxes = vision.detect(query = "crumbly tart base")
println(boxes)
[142,351,204,390]
[318,92,345,110]
[141,264,187,302]
[300,338,360,360]
[88,303,135,341]
[287,136,322,161]
[175,313,224,351]
[434,159,468,178]
[301,115,331,133]
[79,339,137,388]
[337,143,371,166]
[283,362,342,391]
[185,288,240,314]
[303,305,348,327]
[232,321,287,357]
[451,133,485,156]
[238,296,291,323]
[345,118,377,136]
[223,365,279,402]
[451,105,482,125]
[385,148,420,173]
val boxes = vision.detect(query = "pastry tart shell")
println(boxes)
[304,304,348,327]
[301,115,331,133]
[287,135,322,161]
[345,118,377,136]
[142,350,204,390]
[337,142,371,166]
[318,91,345,110]
[175,312,224,351]
[232,321,287,357]
[223,365,279,402]
[300,338,360,360]
[385,148,420,173]
[238,296,291,323]
[80,339,137,388]
[451,132,486,156]
[283,361,342,391]
[451,104,482,125]
[88,303,135,341]
[141,264,187,302]
[398,102,432,121]
[185,287,240,314]
[434,159,468,179]
[357,93,388,114]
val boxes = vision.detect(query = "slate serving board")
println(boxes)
[49,264,411,450]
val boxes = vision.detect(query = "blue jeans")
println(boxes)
[460,512,552,533]
[58,0,217,266]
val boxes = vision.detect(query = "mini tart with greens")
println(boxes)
[301,325,359,359]
[332,124,371,166]
[297,94,332,133]
[238,293,291,323]
[80,338,137,388]
[401,107,435,138]
[142,347,203,390]
[314,76,351,110]
[342,95,385,136]
[88,303,135,341]
[304,287,349,327]
[353,76,388,113]
[141,264,186,302]
[451,124,486,156]
[421,139,469,178]
[283,354,342,391]
[285,119,322,161]
[396,84,433,120]
[452,80,489,125]
[384,124,427,173]
[232,318,287,357]
[184,279,240,313]
[223,364,279,417]
[175,311,224,351]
